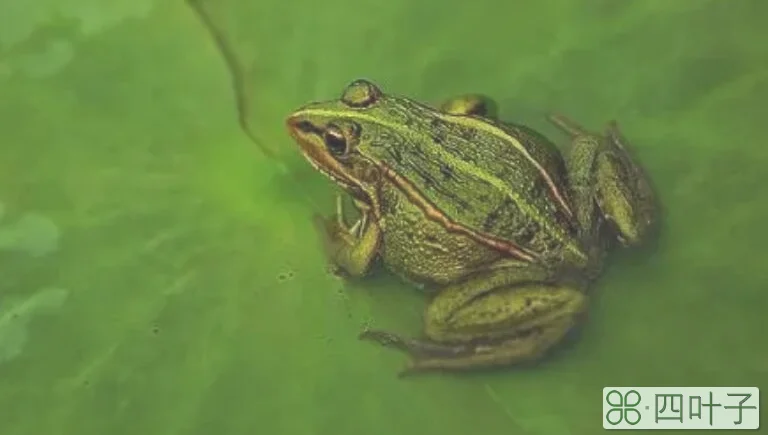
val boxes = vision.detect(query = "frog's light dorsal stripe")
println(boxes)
[296,127,533,260]
[443,113,574,219]
[298,109,572,220]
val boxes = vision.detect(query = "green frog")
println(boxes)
[286,79,656,376]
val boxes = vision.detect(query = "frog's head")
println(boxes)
[286,79,418,204]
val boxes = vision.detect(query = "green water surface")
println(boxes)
[1,1,766,434]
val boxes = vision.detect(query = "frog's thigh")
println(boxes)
[423,282,587,367]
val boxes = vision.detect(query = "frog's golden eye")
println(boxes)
[341,79,382,108]
[323,124,349,156]
[322,121,361,157]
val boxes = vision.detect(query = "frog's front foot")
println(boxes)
[314,194,381,278]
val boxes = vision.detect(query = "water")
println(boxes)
[1,1,766,434]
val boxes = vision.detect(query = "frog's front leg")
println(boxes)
[314,194,381,278]
[549,114,657,246]
[360,264,587,376]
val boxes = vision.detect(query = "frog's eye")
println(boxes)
[323,124,349,156]
[322,122,361,157]
[341,79,381,108]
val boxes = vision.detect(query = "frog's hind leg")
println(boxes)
[548,113,657,247]
[439,94,498,118]
[602,121,657,245]
[360,266,587,376]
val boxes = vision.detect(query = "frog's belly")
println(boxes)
[378,186,504,287]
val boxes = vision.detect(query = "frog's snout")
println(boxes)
[287,114,320,137]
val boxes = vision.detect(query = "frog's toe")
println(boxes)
[359,328,406,349]
[312,213,350,246]
[605,120,625,145]
[547,113,589,138]
[397,361,426,378]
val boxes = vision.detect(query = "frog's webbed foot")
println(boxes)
[313,194,380,278]
[439,95,498,119]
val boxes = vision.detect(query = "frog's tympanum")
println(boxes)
[286,79,656,376]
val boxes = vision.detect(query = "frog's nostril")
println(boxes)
[294,120,315,133]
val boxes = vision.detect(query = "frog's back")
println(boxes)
[369,105,578,259]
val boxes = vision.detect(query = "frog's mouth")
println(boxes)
[286,116,370,202]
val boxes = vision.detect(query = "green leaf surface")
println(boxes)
[1,1,766,434]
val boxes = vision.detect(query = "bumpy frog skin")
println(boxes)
[286,80,656,376]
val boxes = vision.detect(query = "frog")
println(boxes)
[286,79,656,376]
